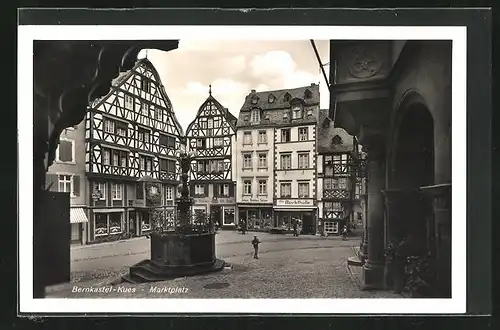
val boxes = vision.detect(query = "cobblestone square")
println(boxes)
[47,232,402,299]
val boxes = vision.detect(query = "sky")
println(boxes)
[138,40,330,131]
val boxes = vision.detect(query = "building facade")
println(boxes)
[316,110,365,235]
[236,85,320,233]
[185,88,238,228]
[46,122,89,245]
[235,90,275,230]
[85,58,184,243]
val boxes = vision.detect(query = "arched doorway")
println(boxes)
[391,99,435,251]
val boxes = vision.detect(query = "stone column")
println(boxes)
[421,183,451,297]
[361,146,386,290]
[382,189,420,243]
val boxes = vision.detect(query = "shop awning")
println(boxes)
[70,208,89,223]
[93,208,125,213]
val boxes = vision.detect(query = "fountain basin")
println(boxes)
[123,232,225,284]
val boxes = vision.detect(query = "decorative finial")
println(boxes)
[209,84,212,96]
[145,49,149,59]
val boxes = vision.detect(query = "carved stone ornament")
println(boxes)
[348,46,383,79]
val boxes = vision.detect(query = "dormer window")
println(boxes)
[268,94,275,103]
[244,115,250,121]
[251,97,258,105]
[264,113,270,120]
[307,109,313,117]
[292,104,303,119]
[284,93,291,102]
[304,89,312,99]
[283,113,289,120]
[332,135,343,145]
[251,109,261,123]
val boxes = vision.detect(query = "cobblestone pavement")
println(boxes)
[48,235,402,299]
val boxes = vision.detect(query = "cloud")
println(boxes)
[249,51,297,79]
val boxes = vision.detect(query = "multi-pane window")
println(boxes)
[243,180,252,195]
[258,153,267,168]
[160,159,176,173]
[338,177,348,189]
[166,186,173,200]
[325,201,343,211]
[103,149,110,165]
[197,161,204,173]
[243,154,252,169]
[58,175,72,194]
[298,153,309,169]
[94,182,106,200]
[258,131,267,144]
[140,78,150,92]
[214,137,223,147]
[111,183,122,200]
[243,132,252,145]
[124,94,134,110]
[110,150,127,167]
[104,119,115,133]
[251,109,260,123]
[281,129,291,142]
[138,128,150,143]
[116,122,127,137]
[195,184,205,195]
[258,180,267,195]
[298,127,308,141]
[154,106,162,121]
[56,139,74,163]
[141,103,148,116]
[280,182,291,198]
[207,119,213,129]
[217,183,230,197]
[196,139,206,148]
[139,156,152,171]
[280,154,291,169]
[298,182,309,198]
[292,105,303,119]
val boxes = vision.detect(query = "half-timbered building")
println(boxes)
[185,87,237,228]
[316,109,365,235]
[85,58,184,243]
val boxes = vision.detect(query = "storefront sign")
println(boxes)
[194,197,235,205]
[276,199,314,207]
[240,196,270,203]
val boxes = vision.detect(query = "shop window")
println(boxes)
[109,213,123,235]
[94,214,108,237]
[223,208,235,225]
[141,212,151,232]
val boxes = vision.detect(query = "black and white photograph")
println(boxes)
[18,11,481,315]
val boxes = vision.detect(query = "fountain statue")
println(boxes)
[123,152,225,283]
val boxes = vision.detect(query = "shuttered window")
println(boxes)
[57,140,74,162]
[56,174,79,196]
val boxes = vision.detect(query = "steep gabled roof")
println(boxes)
[236,84,320,128]
[91,57,184,136]
[185,93,236,136]
[317,109,355,154]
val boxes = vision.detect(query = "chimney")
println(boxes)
[251,89,256,93]
[311,83,316,86]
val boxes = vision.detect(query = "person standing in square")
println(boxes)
[252,235,260,259]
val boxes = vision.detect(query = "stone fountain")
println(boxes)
[122,152,225,283]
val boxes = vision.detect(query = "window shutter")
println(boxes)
[73,175,80,196]
[45,174,58,192]
[229,183,234,197]
[59,140,73,162]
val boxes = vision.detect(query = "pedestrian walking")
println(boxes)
[241,219,247,235]
[251,235,260,259]
[341,225,348,240]
[293,220,298,237]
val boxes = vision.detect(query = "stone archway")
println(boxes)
[389,94,435,249]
